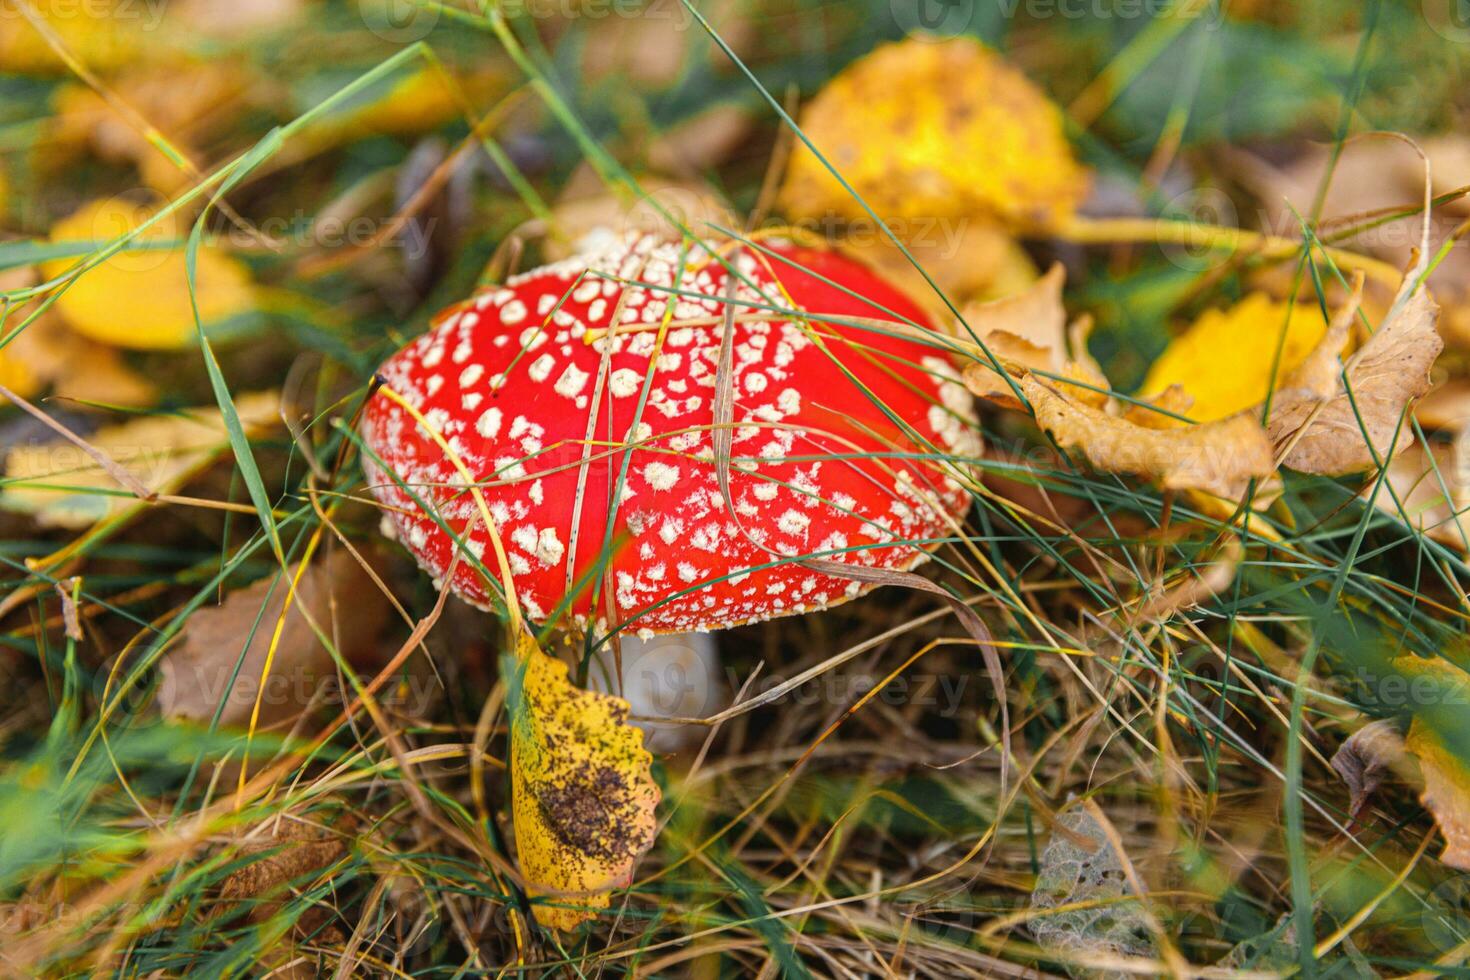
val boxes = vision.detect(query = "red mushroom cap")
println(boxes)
[362,232,978,635]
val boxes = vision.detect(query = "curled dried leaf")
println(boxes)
[160,550,392,728]
[777,37,1087,230]
[1139,538,1242,619]
[1268,281,1442,475]
[1022,374,1274,500]
[1330,718,1405,820]
[959,265,1106,408]
[508,635,659,930]
[1123,384,1195,430]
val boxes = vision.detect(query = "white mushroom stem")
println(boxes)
[585,632,725,754]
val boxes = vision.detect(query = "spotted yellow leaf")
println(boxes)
[1141,293,1334,423]
[778,37,1087,230]
[42,197,256,350]
[507,635,659,930]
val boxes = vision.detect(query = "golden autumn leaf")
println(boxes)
[0,0,169,75]
[1,390,278,527]
[777,37,1088,230]
[1021,373,1275,500]
[1141,293,1335,422]
[42,196,256,350]
[1267,281,1442,475]
[506,634,659,930]
[0,266,155,407]
[1396,655,1470,869]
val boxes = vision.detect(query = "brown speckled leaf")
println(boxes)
[507,634,659,930]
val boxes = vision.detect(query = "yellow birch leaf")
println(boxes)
[507,635,659,930]
[42,197,256,350]
[1141,293,1333,423]
[1,390,279,527]
[777,37,1087,230]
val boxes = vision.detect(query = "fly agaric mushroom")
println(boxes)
[361,231,979,635]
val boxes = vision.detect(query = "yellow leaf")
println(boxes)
[508,634,659,930]
[1,390,278,527]
[1142,293,1334,422]
[42,197,256,350]
[0,266,154,406]
[1397,655,1470,869]
[1022,373,1275,500]
[0,0,160,75]
[777,37,1088,230]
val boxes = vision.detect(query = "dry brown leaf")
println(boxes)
[1,390,278,527]
[159,550,393,729]
[1022,374,1275,500]
[1331,719,1406,820]
[647,104,754,175]
[1415,379,1470,431]
[959,265,1107,408]
[1267,280,1442,475]
[1231,137,1470,288]
[1139,538,1243,619]
[1376,437,1470,549]
[220,813,349,905]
